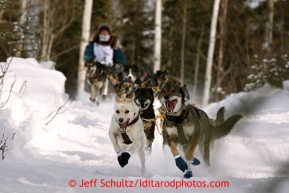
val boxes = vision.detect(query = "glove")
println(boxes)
[174,154,188,172]
[117,151,131,168]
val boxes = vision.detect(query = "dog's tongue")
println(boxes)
[120,119,130,132]
[166,100,177,112]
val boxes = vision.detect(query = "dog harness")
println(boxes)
[119,116,140,145]
[140,105,156,132]
[166,109,190,145]
[140,106,155,119]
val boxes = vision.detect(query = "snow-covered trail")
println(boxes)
[0,58,288,193]
[1,95,289,193]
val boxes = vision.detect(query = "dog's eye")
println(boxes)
[125,110,129,114]
[145,92,150,97]
[136,92,141,97]
[172,90,176,93]
[116,110,120,114]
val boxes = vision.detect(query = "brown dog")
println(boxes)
[85,61,108,105]
[160,79,242,178]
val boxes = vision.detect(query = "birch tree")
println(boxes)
[202,0,220,107]
[192,26,204,101]
[14,0,26,57]
[215,0,228,101]
[153,0,162,72]
[77,0,93,99]
[180,0,187,85]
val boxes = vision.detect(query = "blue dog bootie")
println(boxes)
[174,154,188,172]
[183,169,193,178]
[190,157,201,165]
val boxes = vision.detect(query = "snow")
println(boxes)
[244,0,266,9]
[0,57,289,193]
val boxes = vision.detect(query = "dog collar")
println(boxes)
[166,109,190,145]
[119,116,140,145]
[128,115,139,126]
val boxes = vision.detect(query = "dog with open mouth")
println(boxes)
[160,79,243,178]
[134,87,156,154]
[109,96,146,174]
[85,60,108,105]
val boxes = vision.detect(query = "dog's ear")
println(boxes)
[180,84,190,101]
[116,93,123,102]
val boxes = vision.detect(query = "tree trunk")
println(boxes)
[15,0,27,57]
[180,0,187,85]
[166,28,174,69]
[41,0,51,61]
[41,0,75,61]
[153,0,162,72]
[192,26,204,102]
[77,0,93,99]
[0,10,4,21]
[202,0,220,107]
[215,0,228,101]
[265,0,274,54]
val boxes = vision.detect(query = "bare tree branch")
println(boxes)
[44,97,70,125]
[0,134,8,160]
[0,76,16,108]
[12,128,16,140]
[52,45,78,60]
[0,57,15,108]
[19,80,27,98]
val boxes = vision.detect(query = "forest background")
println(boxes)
[1,0,289,104]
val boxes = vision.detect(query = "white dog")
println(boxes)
[109,96,146,174]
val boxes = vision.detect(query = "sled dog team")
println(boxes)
[108,79,242,179]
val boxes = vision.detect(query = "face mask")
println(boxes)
[99,34,110,42]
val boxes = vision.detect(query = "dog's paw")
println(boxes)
[117,156,128,168]
[145,143,152,155]
[117,151,131,168]
[117,151,124,167]
[117,155,124,167]
[183,170,193,178]
[89,98,96,103]
[120,151,131,167]
[174,154,188,172]
[190,157,201,165]
[102,95,107,102]
[141,167,146,175]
